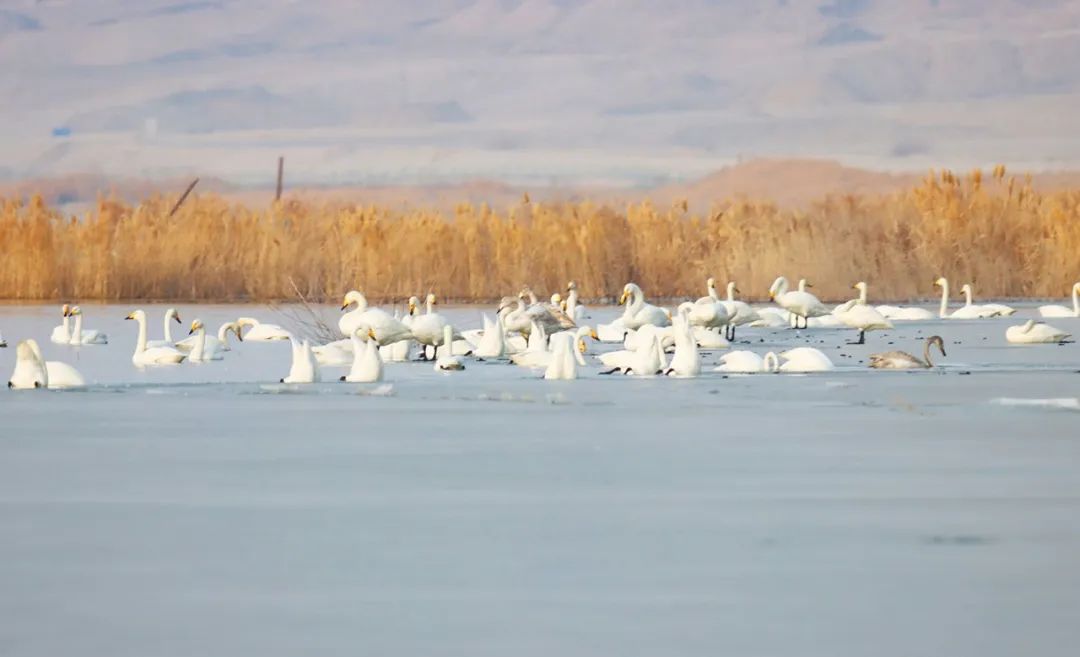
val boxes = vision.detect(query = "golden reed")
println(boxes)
[1,167,1077,303]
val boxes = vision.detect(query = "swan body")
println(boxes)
[692,326,730,349]
[875,304,935,321]
[510,322,555,369]
[665,310,701,377]
[1006,320,1072,344]
[599,325,667,375]
[409,294,457,352]
[238,317,291,341]
[339,291,413,347]
[619,283,671,330]
[311,338,354,366]
[50,304,73,344]
[565,281,588,323]
[126,310,186,365]
[34,339,86,388]
[715,350,778,374]
[65,306,109,345]
[965,283,1015,316]
[342,329,384,382]
[870,336,946,369]
[1038,283,1080,318]
[145,308,183,348]
[596,316,629,342]
[833,297,893,343]
[769,277,829,328]
[543,331,588,380]
[8,340,49,389]
[934,278,1000,319]
[434,324,465,371]
[679,297,731,332]
[281,333,320,383]
[777,347,834,372]
[748,307,790,328]
[474,313,508,359]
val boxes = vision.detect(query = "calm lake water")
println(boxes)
[1,303,1078,656]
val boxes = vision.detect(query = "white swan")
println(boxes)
[715,350,779,374]
[679,292,732,333]
[1038,282,1080,318]
[50,304,73,344]
[833,298,894,344]
[665,309,701,377]
[341,328,384,382]
[474,313,508,359]
[565,281,588,323]
[22,339,86,388]
[434,324,465,372]
[237,317,291,342]
[965,283,1016,316]
[777,347,834,372]
[596,316,629,342]
[1006,320,1072,344]
[599,324,667,376]
[748,306,790,328]
[934,278,1000,319]
[65,306,109,345]
[408,293,457,357]
[859,281,934,321]
[718,281,760,339]
[339,290,413,347]
[769,277,829,329]
[281,333,320,383]
[145,308,183,348]
[544,331,587,380]
[870,336,946,369]
[125,310,186,365]
[177,320,241,358]
[691,325,730,349]
[8,340,48,389]
[619,283,671,330]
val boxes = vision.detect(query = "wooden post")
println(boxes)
[275,156,284,201]
[168,177,199,217]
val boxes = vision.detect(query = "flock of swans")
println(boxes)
[4,278,1076,389]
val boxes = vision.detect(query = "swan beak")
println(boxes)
[768,292,775,301]
[188,327,196,335]
[735,287,740,295]
[618,292,628,305]
[590,329,599,341]
[340,298,349,311]
[577,339,587,354]
[124,313,135,320]
[368,328,377,340]
[806,282,814,288]
[174,314,182,324]
[235,328,243,342]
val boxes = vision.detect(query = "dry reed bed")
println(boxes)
[1,168,1077,303]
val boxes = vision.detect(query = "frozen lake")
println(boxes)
[1,303,1078,656]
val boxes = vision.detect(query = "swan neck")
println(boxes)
[62,313,71,337]
[72,312,83,342]
[726,282,735,302]
[938,281,949,317]
[923,340,932,367]
[192,328,206,359]
[1073,284,1079,315]
[858,285,867,304]
[163,312,173,342]
[135,315,147,354]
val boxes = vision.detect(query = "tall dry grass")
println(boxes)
[1,167,1077,303]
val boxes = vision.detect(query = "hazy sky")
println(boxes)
[2,0,1079,185]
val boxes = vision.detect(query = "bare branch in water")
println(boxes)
[267,277,340,344]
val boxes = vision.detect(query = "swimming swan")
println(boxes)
[715,350,779,374]
[340,290,413,347]
[934,278,1000,319]
[776,347,834,372]
[50,304,73,344]
[8,340,48,389]
[237,317,291,342]
[145,308,183,348]
[665,309,701,377]
[769,277,829,329]
[1005,320,1072,344]
[860,281,934,321]
[281,332,320,383]
[965,283,1016,316]
[65,306,109,345]
[619,283,671,330]
[869,335,946,369]
[341,328,384,382]
[544,330,587,380]
[178,320,242,359]
[126,310,186,365]
[28,339,86,388]
[1038,282,1080,318]
[434,324,465,371]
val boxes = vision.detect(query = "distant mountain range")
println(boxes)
[2,1,1079,184]
[6,159,1080,212]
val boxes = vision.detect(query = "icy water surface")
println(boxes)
[1,303,1078,657]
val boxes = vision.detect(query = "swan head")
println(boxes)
[960,283,972,295]
[407,296,420,315]
[166,308,181,323]
[853,281,867,292]
[619,283,640,305]
[768,276,787,299]
[124,310,145,322]
[551,292,562,305]
[188,319,204,335]
[67,306,83,317]
[367,327,378,341]
[727,281,738,295]
[567,280,577,292]
[61,303,72,317]
[928,335,946,357]
[706,277,716,290]
[933,277,947,288]
[426,293,437,306]
[341,290,366,311]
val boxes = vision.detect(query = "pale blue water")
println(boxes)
[1,303,1078,656]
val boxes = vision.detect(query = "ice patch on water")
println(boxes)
[356,384,394,397]
[991,397,1080,412]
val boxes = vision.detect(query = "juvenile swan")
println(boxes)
[869,335,946,369]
